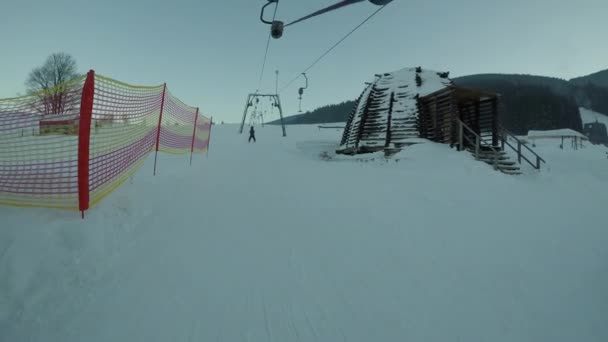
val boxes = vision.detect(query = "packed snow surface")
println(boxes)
[1,124,607,342]
[528,128,589,139]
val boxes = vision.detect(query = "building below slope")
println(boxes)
[337,67,546,174]
[39,117,78,135]
[337,67,500,154]
[583,122,608,145]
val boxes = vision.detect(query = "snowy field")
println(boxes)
[1,123,608,341]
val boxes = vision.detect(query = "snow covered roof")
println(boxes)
[528,129,588,140]
[338,67,452,154]
[368,67,452,98]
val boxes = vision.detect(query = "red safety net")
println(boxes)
[0,70,211,214]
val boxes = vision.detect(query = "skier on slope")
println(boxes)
[249,126,256,143]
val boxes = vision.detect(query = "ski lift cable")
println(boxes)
[257,1,280,92]
[284,0,366,28]
[278,4,387,94]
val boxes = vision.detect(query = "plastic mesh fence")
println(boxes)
[88,75,164,207]
[159,90,199,155]
[193,116,212,153]
[0,76,86,209]
[0,70,211,213]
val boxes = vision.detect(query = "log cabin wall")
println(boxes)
[417,87,499,148]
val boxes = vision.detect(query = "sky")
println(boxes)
[0,0,607,122]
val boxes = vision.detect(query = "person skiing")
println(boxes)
[249,126,256,143]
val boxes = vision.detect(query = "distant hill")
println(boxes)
[570,69,608,88]
[454,73,608,131]
[454,73,575,97]
[453,75,582,134]
[574,82,608,116]
[269,100,355,125]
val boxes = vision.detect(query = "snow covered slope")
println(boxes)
[580,106,608,128]
[1,124,608,342]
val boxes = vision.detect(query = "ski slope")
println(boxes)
[580,107,608,127]
[1,124,608,342]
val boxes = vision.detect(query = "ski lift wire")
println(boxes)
[257,1,280,92]
[278,4,387,94]
[284,0,366,28]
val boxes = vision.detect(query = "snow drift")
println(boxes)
[1,124,607,342]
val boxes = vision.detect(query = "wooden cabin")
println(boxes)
[336,67,546,173]
[417,86,499,149]
[583,122,608,145]
[336,67,500,155]
[39,118,78,135]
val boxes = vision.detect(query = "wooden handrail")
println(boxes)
[457,119,500,169]
[499,126,545,170]
[500,126,545,162]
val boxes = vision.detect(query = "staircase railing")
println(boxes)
[499,126,545,170]
[456,119,500,170]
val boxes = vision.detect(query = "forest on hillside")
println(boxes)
[453,78,583,134]
[271,100,356,125]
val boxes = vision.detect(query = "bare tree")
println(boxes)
[26,53,80,116]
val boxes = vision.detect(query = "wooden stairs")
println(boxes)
[465,146,522,175]
[456,119,545,175]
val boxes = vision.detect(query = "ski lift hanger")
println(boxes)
[261,0,393,39]
[298,73,308,113]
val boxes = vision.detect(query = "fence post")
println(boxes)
[153,83,167,176]
[207,117,213,158]
[78,70,95,218]
[190,108,199,166]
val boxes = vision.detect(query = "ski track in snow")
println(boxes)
[1,123,608,341]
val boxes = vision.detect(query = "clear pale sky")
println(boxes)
[1,0,606,122]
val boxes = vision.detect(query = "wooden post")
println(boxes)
[385,92,395,147]
[207,117,213,158]
[517,141,522,164]
[434,94,439,142]
[458,121,463,151]
[491,98,498,147]
[474,101,481,134]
